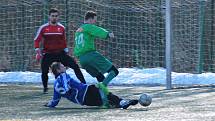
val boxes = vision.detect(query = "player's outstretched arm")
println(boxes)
[44,90,61,108]
[85,24,109,39]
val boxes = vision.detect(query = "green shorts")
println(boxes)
[79,51,112,77]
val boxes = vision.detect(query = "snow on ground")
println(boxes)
[0,68,215,85]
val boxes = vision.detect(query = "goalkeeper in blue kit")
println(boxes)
[44,62,138,109]
[74,11,118,87]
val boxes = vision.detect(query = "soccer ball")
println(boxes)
[138,93,152,106]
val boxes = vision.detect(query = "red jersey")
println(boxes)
[34,23,67,53]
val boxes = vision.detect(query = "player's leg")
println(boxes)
[107,93,138,109]
[83,85,103,106]
[96,72,105,82]
[60,53,86,84]
[102,65,119,86]
[84,84,138,109]
[94,82,137,109]
[89,52,118,86]
[82,63,105,82]
[80,51,117,85]
[79,52,105,82]
[41,53,54,93]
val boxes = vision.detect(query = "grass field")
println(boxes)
[0,83,215,121]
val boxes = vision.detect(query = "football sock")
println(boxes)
[96,82,109,95]
[102,70,116,86]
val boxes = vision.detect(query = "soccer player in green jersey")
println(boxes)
[74,11,118,87]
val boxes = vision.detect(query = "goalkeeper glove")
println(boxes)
[35,48,42,62]
[64,48,69,55]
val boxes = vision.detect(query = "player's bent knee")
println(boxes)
[108,66,119,76]
[96,73,105,82]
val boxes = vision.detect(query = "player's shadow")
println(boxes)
[127,108,149,112]
[48,106,150,113]
[42,106,122,116]
[54,107,111,110]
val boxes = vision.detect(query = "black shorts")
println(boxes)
[83,85,103,106]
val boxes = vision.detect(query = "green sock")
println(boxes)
[102,70,117,86]
[96,82,109,95]
[96,82,110,108]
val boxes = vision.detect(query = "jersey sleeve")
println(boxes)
[62,28,68,49]
[47,76,68,108]
[84,24,109,39]
[47,89,61,107]
[34,26,44,48]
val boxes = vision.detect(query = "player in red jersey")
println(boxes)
[34,8,86,93]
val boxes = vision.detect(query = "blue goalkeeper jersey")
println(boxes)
[47,72,88,107]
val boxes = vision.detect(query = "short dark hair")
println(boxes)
[49,8,59,15]
[50,62,61,76]
[85,11,97,20]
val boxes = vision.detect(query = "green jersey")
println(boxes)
[74,24,109,57]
